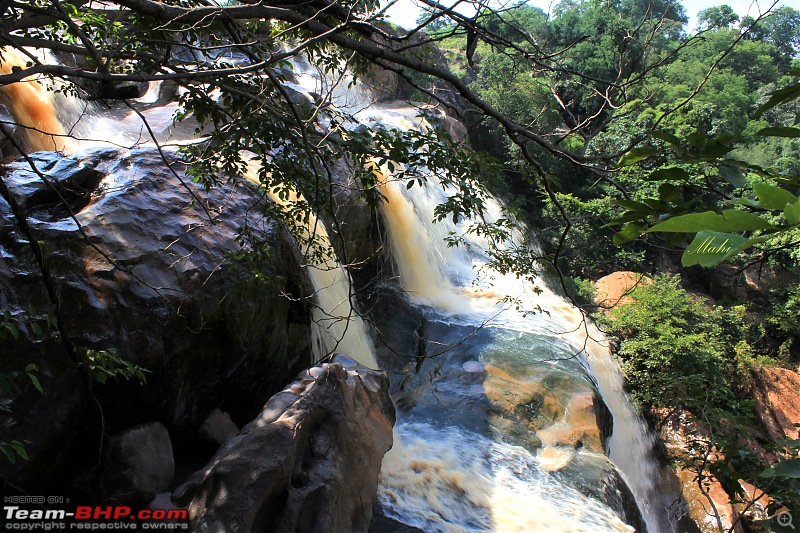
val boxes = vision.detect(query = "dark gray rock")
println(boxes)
[101,422,174,504]
[0,147,312,492]
[174,355,395,533]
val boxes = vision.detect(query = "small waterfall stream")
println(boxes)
[242,164,378,369]
[0,48,673,531]
[0,48,80,153]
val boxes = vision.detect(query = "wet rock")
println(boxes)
[0,147,312,492]
[751,366,800,442]
[101,422,175,505]
[536,392,603,452]
[369,502,426,533]
[174,355,395,533]
[484,364,565,437]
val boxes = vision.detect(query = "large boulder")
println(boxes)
[0,147,312,492]
[174,355,395,533]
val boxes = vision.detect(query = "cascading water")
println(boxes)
[0,48,377,369]
[0,47,81,153]
[364,108,674,531]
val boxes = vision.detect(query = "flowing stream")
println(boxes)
[0,48,674,531]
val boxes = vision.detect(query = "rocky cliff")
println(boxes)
[0,146,314,493]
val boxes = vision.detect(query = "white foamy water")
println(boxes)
[379,422,633,533]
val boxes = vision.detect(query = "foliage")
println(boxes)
[757,283,800,360]
[610,72,800,268]
[0,305,53,464]
[79,349,149,386]
[601,274,800,530]
[599,275,737,409]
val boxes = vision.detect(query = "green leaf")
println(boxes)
[613,222,646,245]
[618,147,657,167]
[785,200,800,225]
[760,458,800,478]
[753,182,799,211]
[614,199,652,213]
[682,231,748,267]
[719,165,746,188]
[755,126,800,138]
[11,441,28,461]
[0,444,16,464]
[648,210,773,233]
[646,167,691,181]
[696,140,736,159]
[754,81,800,118]
[664,232,690,247]
[27,374,43,394]
[658,183,682,202]
[651,130,681,146]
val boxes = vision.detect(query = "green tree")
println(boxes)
[698,4,739,30]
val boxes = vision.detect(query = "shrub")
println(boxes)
[599,274,736,411]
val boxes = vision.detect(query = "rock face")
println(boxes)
[0,147,312,491]
[655,367,800,533]
[752,366,800,442]
[174,355,395,533]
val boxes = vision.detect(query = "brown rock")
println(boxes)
[484,364,565,432]
[678,469,745,533]
[752,366,800,442]
[593,271,652,311]
[536,392,603,452]
[174,355,395,533]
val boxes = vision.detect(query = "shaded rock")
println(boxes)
[101,422,174,505]
[0,147,312,492]
[751,366,800,442]
[174,355,395,533]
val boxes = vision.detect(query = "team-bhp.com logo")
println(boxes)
[4,503,188,530]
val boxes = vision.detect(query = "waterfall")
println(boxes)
[367,107,672,531]
[0,51,377,370]
[0,47,79,153]
[243,164,378,369]
[3,44,672,529]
